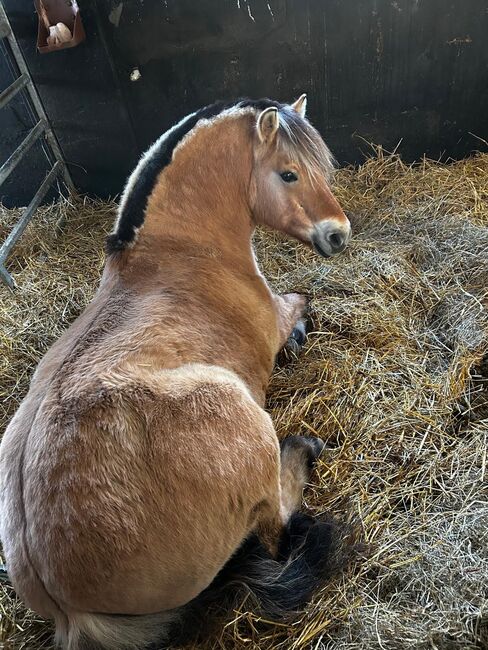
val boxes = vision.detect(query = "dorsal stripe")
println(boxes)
[106,98,283,255]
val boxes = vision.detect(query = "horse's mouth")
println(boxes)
[311,237,331,258]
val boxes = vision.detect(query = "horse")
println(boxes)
[0,95,351,649]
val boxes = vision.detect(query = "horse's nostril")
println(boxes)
[328,232,344,250]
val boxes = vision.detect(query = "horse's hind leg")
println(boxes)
[255,436,324,557]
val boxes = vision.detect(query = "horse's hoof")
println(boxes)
[286,318,307,353]
[302,436,325,467]
[281,435,325,468]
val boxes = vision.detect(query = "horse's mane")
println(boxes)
[107,99,334,255]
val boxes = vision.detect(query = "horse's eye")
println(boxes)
[280,171,298,183]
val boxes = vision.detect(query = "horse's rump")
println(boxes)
[11,363,280,615]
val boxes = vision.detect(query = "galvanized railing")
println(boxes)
[0,2,75,288]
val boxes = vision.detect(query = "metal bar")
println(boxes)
[0,72,28,109]
[0,119,45,186]
[0,9,8,40]
[1,40,55,178]
[0,3,75,194]
[0,161,62,287]
[0,263,12,287]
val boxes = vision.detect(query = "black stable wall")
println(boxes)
[1,0,488,205]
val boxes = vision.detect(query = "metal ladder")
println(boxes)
[0,1,75,288]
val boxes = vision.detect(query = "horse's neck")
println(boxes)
[133,116,257,274]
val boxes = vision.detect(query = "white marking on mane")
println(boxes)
[170,106,255,158]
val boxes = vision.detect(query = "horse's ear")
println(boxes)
[291,93,307,117]
[257,107,280,144]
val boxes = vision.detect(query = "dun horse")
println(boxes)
[0,96,351,649]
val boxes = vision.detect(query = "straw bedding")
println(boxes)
[0,153,487,649]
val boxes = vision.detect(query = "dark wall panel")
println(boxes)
[1,0,487,204]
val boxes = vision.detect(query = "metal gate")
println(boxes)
[0,1,74,288]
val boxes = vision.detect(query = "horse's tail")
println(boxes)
[169,511,345,645]
[56,512,344,649]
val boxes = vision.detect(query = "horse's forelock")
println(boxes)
[235,99,334,180]
[274,108,335,183]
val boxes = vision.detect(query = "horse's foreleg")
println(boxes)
[273,293,308,353]
[255,436,324,558]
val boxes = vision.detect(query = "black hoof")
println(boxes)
[286,319,307,353]
[303,437,325,468]
[280,435,325,469]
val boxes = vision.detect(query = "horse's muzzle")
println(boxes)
[311,221,350,257]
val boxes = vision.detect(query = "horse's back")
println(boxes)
[2,356,280,615]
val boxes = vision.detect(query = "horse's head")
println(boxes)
[249,95,351,258]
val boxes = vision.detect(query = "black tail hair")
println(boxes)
[167,512,344,646]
